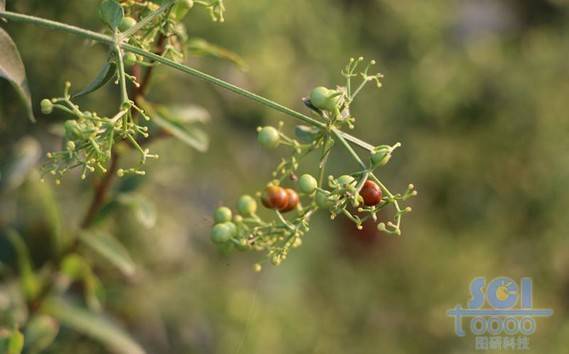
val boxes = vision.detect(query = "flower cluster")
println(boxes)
[211,58,417,269]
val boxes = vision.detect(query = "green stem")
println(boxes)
[0,10,375,152]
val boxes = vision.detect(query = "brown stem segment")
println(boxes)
[80,151,120,229]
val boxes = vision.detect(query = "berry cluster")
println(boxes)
[212,58,417,269]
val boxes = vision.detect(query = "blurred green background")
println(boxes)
[2,0,569,353]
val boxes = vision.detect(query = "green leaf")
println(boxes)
[117,194,157,229]
[98,0,124,30]
[139,100,209,152]
[6,229,40,300]
[7,329,23,354]
[295,125,321,144]
[0,28,35,122]
[154,114,209,152]
[24,315,59,354]
[157,104,210,124]
[78,231,135,277]
[187,38,248,70]
[73,61,116,99]
[42,298,145,354]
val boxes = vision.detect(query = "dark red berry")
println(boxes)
[262,185,289,210]
[360,180,382,206]
[280,188,299,212]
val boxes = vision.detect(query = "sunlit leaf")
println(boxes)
[24,315,59,354]
[98,0,124,30]
[73,61,116,99]
[117,193,157,229]
[42,298,145,354]
[187,38,248,70]
[0,28,34,121]
[78,231,135,277]
[157,104,210,124]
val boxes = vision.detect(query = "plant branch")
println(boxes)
[0,10,376,152]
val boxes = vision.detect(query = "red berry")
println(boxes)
[280,188,299,212]
[359,180,382,206]
[262,186,289,210]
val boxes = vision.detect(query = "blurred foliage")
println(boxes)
[2,0,569,353]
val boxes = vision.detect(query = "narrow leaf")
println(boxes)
[187,38,248,70]
[98,0,124,30]
[7,329,24,354]
[73,62,116,99]
[139,100,209,152]
[42,298,145,354]
[157,104,210,124]
[153,114,209,152]
[6,229,40,300]
[78,231,135,277]
[0,28,34,121]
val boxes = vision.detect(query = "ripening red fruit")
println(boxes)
[359,180,382,206]
[280,188,299,212]
[262,185,289,210]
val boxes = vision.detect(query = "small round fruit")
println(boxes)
[280,188,299,212]
[359,180,382,206]
[261,185,288,210]
[211,222,234,244]
[315,190,331,209]
[371,147,391,167]
[40,99,53,115]
[336,175,355,188]
[124,52,137,67]
[309,86,339,111]
[119,17,137,32]
[298,174,317,194]
[214,207,232,224]
[257,126,280,149]
[237,195,257,216]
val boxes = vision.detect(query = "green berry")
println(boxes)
[336,175,355,187]
[237,195,257,216]
[298,174,317,194]
[310,86,339,112]
[371,146,392,167]
[119,17,137,32]
[124,52,137,67]
[315,190,331,209]
[40,99,53,115]
[214,206,232,224]
[257,126,280,149]
[172,0,194,21]
[211,222,235,244]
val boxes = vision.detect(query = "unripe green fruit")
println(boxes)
[40,99,53,115]
[257,126,280,149]
[237,195,257,216]
[310,86,339,112]
[336,175,355,187]
[211,222,234,244]
[214,206,232,224]
[315,190,331,209]
[124,52,137,67]
[172,0,194,21]
[119,17,137,32]
[298,174,317,194]
[371,147,391,167]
